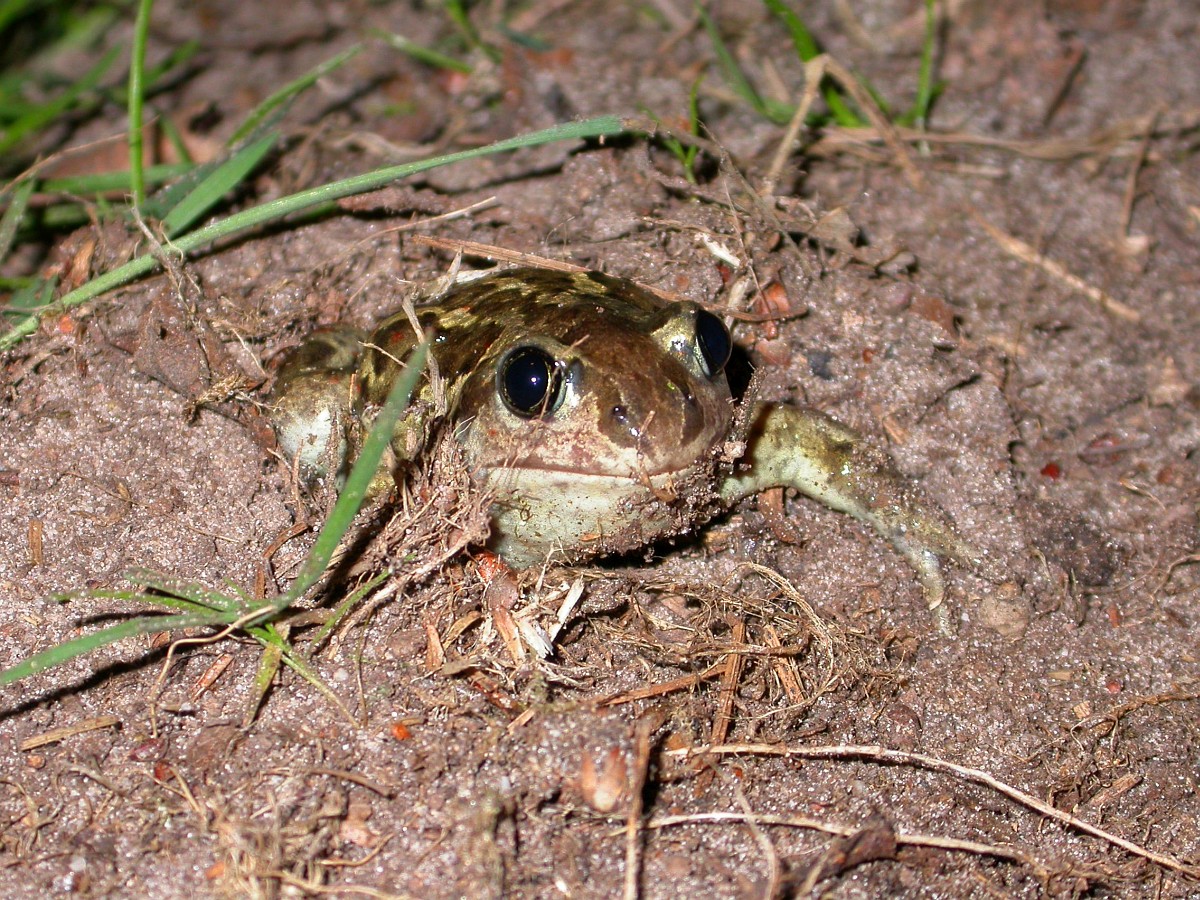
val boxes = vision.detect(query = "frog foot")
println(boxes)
[720,403,977,636]
[269,328,365,480]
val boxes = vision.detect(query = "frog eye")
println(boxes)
[695,309,731,377]
[499,346,564,417]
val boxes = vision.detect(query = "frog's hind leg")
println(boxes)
[269,328,366,481]
[721,403,977,635]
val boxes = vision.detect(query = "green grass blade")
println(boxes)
[245,628,284,726]
[274,642,359,725]
[125,571,246,612]
[40,162,192,196]
[0,610,231,685]
[156,107,193,166]
[698,4,763,117]
[0,45,121,155]
[906,0,939,129]
[227,43,362,146]
[161,132,277,236]
[762,0,865,127]
[140,45,357,222]
[59,587,217,615]
[127,0,154,207]
[0,177,34,265]
[108,39,201,106]
[246,623,359,725]
[764,0,818,58]
[281,342,428,606]
[308,571,389,650]
[2,276,54,336]
[445,0,499,62]
[0,115,625,351]
[697,4,792,125]
[146,33,341,221]
[374,29,472,74]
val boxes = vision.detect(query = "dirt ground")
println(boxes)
[2,1,1198,897]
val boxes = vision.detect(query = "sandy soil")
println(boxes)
[1,1,1198,897]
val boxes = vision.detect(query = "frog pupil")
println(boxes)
[695,310,731,377]
[500,346,562,417]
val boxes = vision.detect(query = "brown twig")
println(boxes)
[810,107,1200,162]
[818,54,924,190]
[971,213,1141,322]
[623,715,657,900]
[642,812,1061,879]
[409,235,585,273]
[599,661,725,707]
[760,56,824,197]
[674,742,1200,878]
[1118,109,1160,245]
[710,618,746,746]
[19,716,121,751]
[762,624,807,706]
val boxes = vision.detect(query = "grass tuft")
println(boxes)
[0,115,625,351]
[697,1,942,132]
[0,343,428,690]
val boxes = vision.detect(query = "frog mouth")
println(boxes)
[476,454,725,511]
[475,437,729,484]
[486,458,708,480]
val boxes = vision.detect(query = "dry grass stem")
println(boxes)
[819,55,924,190]
[972,214,1141,322]
[679,742,1200,878]
[642,811,1066,880]
[811,107,1200,162]
[1119,110,1159,245]
[623,715,657,900]
[410,234,586,273]
[18,715,121,751]
[600,661,726,707]
[760,56,824,197]
[710,618,746,746]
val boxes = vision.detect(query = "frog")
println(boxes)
[269,266,976,632]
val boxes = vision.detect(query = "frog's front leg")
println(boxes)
[720,403,976,634]
[271,329,365,481]
[270,327,430,495]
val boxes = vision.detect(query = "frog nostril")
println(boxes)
[611,404,646,440]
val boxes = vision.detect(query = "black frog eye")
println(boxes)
[695,309,731,377]
[499,346,564,417]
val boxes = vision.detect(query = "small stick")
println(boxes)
[641,812,1057,878]
[410,235,584,272]
[409,234,702,306]
[1118,109,1159,244]
[819,54,924,190]
[19,716,121,751]
[677,742,1199,877]
[973,214,1141,322]
[760,56,825,197]
[710,618,746,746]
[622,715,657,900]
[599,661,725,707]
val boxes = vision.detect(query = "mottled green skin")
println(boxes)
[271,267,973,631]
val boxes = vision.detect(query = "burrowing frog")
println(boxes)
[271,267,973,630]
